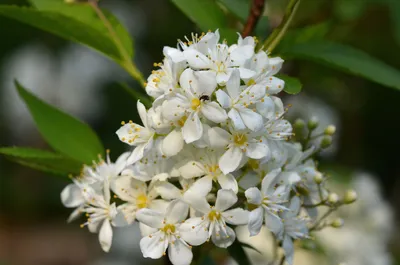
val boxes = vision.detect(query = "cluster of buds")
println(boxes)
[60,30,356,265]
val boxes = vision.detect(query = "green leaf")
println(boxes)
[15,81,104,164]
[0,3,132,64]
[0,147,82,176]
[280,41,400,91]
[277,74,302,94]
[218,0,249,22]
[227,240,252,265]
[170,0,228,31]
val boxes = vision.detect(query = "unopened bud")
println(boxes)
[331,218,344,228]
[343,190,357,204]
[294,119,305,130]
[314,172,323,184]
[320,136,332,149]
[328,193,339,204]
[307,117,319,130]
[324,125,336,135]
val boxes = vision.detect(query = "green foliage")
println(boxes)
[281,41,400,91]
[227,240,252,265]
[278,74,302,94]
[0,147,82,176]
[0,1,133,65]
[15,81,104,164]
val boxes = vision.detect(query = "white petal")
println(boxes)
[136,208,164,228]
[182,112,203,143]
[187,176,213,197]
[163,46,186,63]
[149,199,169,214]
[217,174,238,194]
[228,109,246,130]
[215,189,237,211]
[193,70,217,96]
[137,101,148,128]
[211,224,236,248]
[216,89,232,109]
[201,102,228,123]
[161,96,187,121]
[264,211,283,236]
[114,152,130,174]
[67,206,83,223]
[230,45,254,65]
[238,107,263,131]
[162,130,184,156]
[183,190,211,214]
[248,207,264,236]
[88,220,102,233]
[180,217,209,246]
[140,230,167,259]
[165,200,189,224]
[226,69,241,99]
[139,222,158,236]
[168,238,193,265]
[246,142,269,159]
[268,57,284,76]
[61,184,84,208]
[183,49,211,69]
[238,67,256,79]
[282,235,294,265]
[116,123,144,146]
[112,208,129,227]
[99,219,113,252]
[288,196,301,216]
[216,69,233,85]
[112,175,145,201]
[222,208,249,225]
[155,182,182,200]
[261,168,282,195]
[219,147,243,174]
[208,127,231,148]
[127,142,150,165]
[179,160,206,179]
[266,76,285,94]
[245,187,262,205]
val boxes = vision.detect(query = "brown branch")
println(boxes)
[241,0,266,37]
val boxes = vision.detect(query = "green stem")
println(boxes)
[263,0,301,53]
[310,208,335,231]
[88,0,145,88]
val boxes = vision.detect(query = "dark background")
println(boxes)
[0,0,399,264]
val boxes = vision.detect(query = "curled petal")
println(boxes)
[99,219,113,252]
[219,147,243,174]
[168,238,193,265]
[222,208,249,225]
[248,207,264,236]
[245,187,262,205]
[140,230,168,259]
[182,112,203,143]
[136,208,164,229]
[215,189,237,212]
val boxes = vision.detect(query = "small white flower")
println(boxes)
[155,178,194,201]
[183,189,249,248]
[216,69,265,131]
[162,68,227,143]
[208,126,269,174]
[245,168,289,237]
[280,196,309,265]
[136,200,198,265]
[116,101,155,165]
[179,148,238,195]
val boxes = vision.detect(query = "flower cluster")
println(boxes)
[61,30,356,265]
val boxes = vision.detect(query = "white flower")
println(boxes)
[111,175,166,225]
[136,200,199,265]
[116,101,155,165]
[280,196,309,265]
[155,178,194,201]
[81,181,128,252]
[183,30,255,84]
[245,168,289,237]
[179,148,238,195]
[183,189,249,248]
[161,68,227,143]
[208,126,269,174]
[216,69,265,131]
[145,56,185,99]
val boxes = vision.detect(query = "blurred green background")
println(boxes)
[0,0,399,264]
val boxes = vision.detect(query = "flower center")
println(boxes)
[136,194,148,209]
[177,115,188,127]
[191,98,201,110]
[208,210,221,221]
[247,79,256,86]
[233,133,248,146]
[161,224,176,234]
[248,159,259,170]
[216,62,225,72]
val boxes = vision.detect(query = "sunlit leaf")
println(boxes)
[278,74,302,94]
[15,81,104,164]
[281,41,400,91]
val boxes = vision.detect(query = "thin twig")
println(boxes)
[242,0,266,37]
[88,0,145,88]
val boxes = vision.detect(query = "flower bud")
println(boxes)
[324,125,336,135]
[331,218,344,228]
[343,189,357,204]
[294,119,305,130]
[307,117,319,130]
[328,193,339,204]
[320,136,332,149]
[314,172,323,184]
